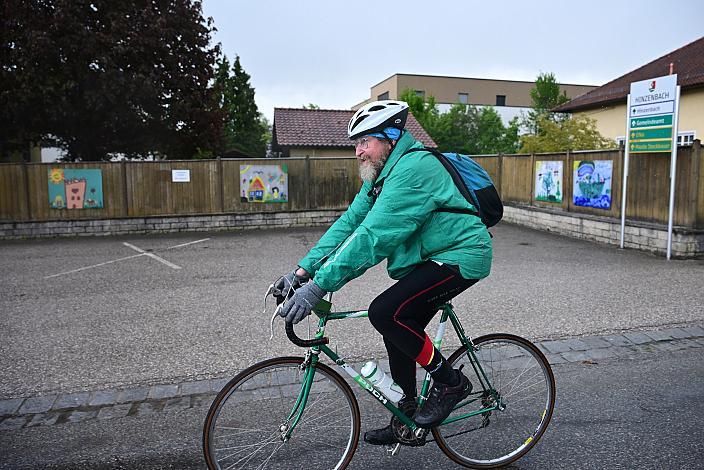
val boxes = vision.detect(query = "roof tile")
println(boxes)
[273,108,437,148]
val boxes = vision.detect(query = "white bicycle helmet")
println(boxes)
[347,100,409,140]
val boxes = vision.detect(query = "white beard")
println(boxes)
[359,162,379,183]
[358,154,389,183]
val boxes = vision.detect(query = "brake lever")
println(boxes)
[263,284,274,313]
[265,281,303,340]
[270,308,280,340]
[265,284,287,340]
[265,285,276,340]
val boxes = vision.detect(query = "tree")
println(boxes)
[397,90,519,155]
[519,115,615,153]
[399,88,439,134]
[475,107,520,154]
[395,91,519,155]
[1,0,222,161]
[431,104,477,154]
[523,72,571,134]
[213,55,268,158]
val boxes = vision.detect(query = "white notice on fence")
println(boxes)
[172,170,191,183]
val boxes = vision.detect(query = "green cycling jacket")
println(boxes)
[298,130,492,292]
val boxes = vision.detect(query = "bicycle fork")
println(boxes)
[279,350,318,442]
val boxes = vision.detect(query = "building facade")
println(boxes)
[354,73,596,125]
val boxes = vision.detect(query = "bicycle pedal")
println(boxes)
[386,443,401,456]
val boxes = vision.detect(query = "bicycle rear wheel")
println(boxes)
[433,333,555,468]
[203,356,360,470]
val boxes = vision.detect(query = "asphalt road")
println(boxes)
[1,339,702,469]
[2,223,704,469]
[1,223,703,398]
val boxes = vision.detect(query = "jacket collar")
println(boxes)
[374,131,423,183]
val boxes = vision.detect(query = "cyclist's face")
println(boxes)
[355,136,393,183]
[354,136,391,164]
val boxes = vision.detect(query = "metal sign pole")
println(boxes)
[666,85,681,260]
[620,94,631,249]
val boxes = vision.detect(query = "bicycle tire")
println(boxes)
[203,356,361,470]
[433,333,556,468]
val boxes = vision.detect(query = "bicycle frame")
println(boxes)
[281,302,501,440]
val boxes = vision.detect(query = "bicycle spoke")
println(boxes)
[501,360,543,397]
[255,442,287,470]
[220,433,281,469]
[215,434,279,453]
[213,426,273,439]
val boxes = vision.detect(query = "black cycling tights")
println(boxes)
[368,261,478,398]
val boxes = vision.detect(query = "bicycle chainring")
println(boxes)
[391,416,428,446]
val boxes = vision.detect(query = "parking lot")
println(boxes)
[1,223,703,399]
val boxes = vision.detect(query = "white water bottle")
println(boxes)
[361,361,404,403]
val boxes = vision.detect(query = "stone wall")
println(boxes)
[2,206,702,259]
[503,205,703,258]
[0,210,344,239]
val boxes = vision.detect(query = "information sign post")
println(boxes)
[620,74,680,259]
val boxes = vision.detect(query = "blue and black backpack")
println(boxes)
[401,147,503,228]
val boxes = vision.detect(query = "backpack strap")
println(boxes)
[400,147,479,217]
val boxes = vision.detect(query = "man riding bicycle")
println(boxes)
[273,100,492,446]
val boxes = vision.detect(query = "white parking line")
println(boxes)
[43,238,210,279]
[44,253,146,279]
[122,242,181,270]
[164,238,211,250]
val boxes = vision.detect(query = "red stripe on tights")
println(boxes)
[392,274,455,343]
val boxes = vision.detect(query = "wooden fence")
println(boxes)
[0,157,361,222]
[474,141,702,228]
[1,141,702,229]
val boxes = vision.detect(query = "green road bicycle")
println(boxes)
[203,294,556,469]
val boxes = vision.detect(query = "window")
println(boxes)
[458,93,469,104]
[415,90,425,98]
[377,91,389,100]
[677,132,695,146]
[496,95,506,106]
[616,136,626,147]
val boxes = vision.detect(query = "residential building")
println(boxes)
[271,108,436,158]
[354,73,596,125]
[555,36,704,146]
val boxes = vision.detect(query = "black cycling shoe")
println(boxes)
[414,370,472,428]
[364,423,398,446]
[364,397,417,446]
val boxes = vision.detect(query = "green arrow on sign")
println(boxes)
[630,114,673,129]
[630,127,673,140]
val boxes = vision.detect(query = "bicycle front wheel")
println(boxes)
[203,356,361,470]
[433,334,556,468]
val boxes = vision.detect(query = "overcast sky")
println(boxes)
[202,0,702,121]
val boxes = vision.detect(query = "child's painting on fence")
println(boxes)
[535,161,563,203]
[573,160,613,209]
[48,169,104,209]
[239,165,288,203]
